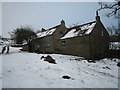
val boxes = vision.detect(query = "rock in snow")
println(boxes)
[40,55,57,64]
[62,75,71,79]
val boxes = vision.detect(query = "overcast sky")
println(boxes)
[1,2,118,38]
[0,2,2,36]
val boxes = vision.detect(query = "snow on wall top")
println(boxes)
[109,42,120,50]
[61,21,96,39]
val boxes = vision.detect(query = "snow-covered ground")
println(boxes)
[0,46,119,88]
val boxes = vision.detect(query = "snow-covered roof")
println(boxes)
[61,21,96,39]
[37,28,56,38]
[37,25,60,38]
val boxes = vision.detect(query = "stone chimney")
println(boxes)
[41,28,46,32]
[96,10,100,22]
[61,20,65,26]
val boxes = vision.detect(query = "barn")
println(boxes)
[22,20,67,53]
[59,11,109,59]
[22,11,109,59]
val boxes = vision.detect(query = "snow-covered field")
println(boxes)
[0,46,119,88]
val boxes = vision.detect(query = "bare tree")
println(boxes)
[9,26,37,44]
[98,1,120,18]
[107,24,120,36]
[98,1,120,38]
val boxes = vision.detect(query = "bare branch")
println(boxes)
[98,1,120,18]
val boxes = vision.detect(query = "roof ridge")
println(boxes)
[47,25,60,30]
[37,24,60,34]
[68,21,96,30]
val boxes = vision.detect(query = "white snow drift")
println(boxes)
[0,46,119,88]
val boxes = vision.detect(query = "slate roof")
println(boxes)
[61,21,96,39]
[37,25,60,38]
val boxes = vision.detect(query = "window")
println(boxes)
[61,41,66,46]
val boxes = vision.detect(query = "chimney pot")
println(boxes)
[96,10,99,16]
[61,20,65,26]
[96,10,100,21]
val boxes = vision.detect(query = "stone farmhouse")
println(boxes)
[22,11,109,59]
[22,20,67,53]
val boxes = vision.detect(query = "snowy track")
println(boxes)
[1,46,119,88]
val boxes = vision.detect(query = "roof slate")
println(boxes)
[61,21,96,39]
[37,25,60,38]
